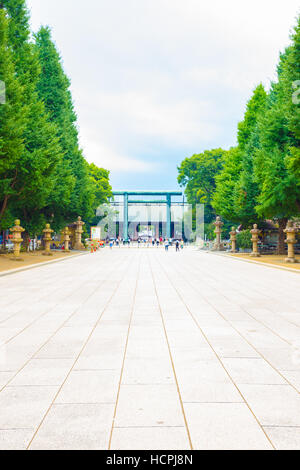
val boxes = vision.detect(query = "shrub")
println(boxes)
[236,230,252,249]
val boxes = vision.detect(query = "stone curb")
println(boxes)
[0,251,90,278]
[207,251,300,274]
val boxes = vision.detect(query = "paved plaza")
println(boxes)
[0,247,300,450]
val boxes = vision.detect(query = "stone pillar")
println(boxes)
[9,220,25,261]
[123,193,128,242]
[74,217,85,250]
[166,194,172,239]
[230,227,237,253]
[250,224,261,257]
[62,227,70,253]
[43,223,54,256]
[284,220,298,263]
[213,216,224,251]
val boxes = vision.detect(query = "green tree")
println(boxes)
[212,85,267,226]
[0,8,27,227]
[285,18,300,172]
[178,148,226,225]
[212,146,242,223]
[0,0,64,236]
[254,44,300,253]
[85,163,112,231]
[34,26,94,226]
[88,163,112,207]
[233,84,267,225]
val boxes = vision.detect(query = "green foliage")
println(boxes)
[85,163,112,231]
[237,84,267,150]
[212,147,242,222]
[0,7,27,227]
[34,26,93,225]
[252,28,300,255]
[236,230,252,249]
[0,1,65,234]
[178,148,226,224]
[213,85,267,226]
[212,14,300,239]
[0,1,112,236]
[88,163,112,209]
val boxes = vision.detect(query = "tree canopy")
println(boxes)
[178,148,226,225]
[179,14,300,251]
[0,1,112,235]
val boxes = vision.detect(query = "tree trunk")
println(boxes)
[277,218,288,255]
[23,231,30,252]
[0,195,8,220]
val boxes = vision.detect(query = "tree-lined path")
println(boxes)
[0,249,299,450]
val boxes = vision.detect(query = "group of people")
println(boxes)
[107,237,185,251]
[163,239,184,252]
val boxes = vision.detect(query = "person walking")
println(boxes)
[164,239,169,252]
[176,240,180,252]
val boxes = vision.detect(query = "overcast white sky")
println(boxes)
[27,0,300,190]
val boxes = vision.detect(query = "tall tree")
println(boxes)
[232,84,267,225]
[254,44,300,253]
[0,0,64,235]
[178,148,226,225]
[213,85,267,226]
[34,26,94,225]
[212,146,242,223]
[0,8,27,227]
[85,163,112,232]
[88,163,112,208]
[282,18,300,194]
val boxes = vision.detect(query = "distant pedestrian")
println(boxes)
[164,240,169,252]
[176,240,180,252]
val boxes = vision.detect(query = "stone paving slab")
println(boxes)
[0,248,299,450]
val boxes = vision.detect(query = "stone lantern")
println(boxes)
[250,224,261,257]
[62,227,71,253]
[213,216,224,251]
[43,223,54,256]
[230,227,237,253]
[9,220,25,261]
[284,220,298,263]
[74,216,85,251]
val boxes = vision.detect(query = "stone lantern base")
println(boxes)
[74,242,85,251]
[250,252,261,258]
[42,252,53,257]
[10,255,23,262]
[285,257,298,263]
[212,243,226,252]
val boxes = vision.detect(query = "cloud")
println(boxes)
[27,0,300,189]
[80,89,221,145]
[78,131,157,173]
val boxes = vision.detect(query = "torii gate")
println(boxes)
[113,190,183,241]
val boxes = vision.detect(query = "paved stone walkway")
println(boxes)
[0,248,299,450]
